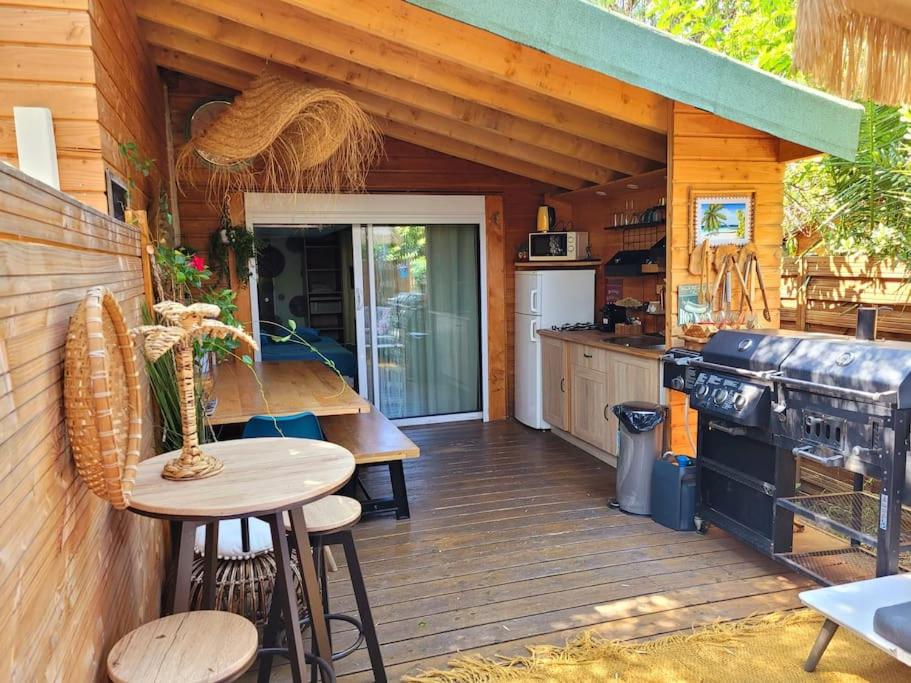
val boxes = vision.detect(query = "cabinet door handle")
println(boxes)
[583,352,593,359]
[560,377,566,393]
[604,404,610,420]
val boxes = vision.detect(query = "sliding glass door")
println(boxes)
[354,224,481,421]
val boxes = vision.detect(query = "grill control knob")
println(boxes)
[695,384,710,399]
[671,376,685,391]
[732,393,747,411]
[712,389,729,405]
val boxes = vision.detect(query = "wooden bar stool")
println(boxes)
[107,611,258,683]
[259,496,387,683]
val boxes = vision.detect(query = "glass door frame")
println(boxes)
[244,193,490,423]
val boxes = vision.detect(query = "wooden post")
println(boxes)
[226,192,255,358]
[485,195,507,421]
[126,209,156,310]
[795,255,808,331]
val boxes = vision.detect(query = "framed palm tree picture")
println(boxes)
[691,191,754,247]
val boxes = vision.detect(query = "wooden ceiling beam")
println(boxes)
[377,120,587,190]
[151,0,665,162]
[278,0,669,132]
[149,46,586,189]
[142,23,620,185]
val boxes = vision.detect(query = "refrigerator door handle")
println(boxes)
[529,319,539,342]
[530,289,539,314]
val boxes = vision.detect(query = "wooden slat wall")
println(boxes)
[781,255,911,339]
[0,164,165,682]
[667,103,785,339]
[88,0,167,212]
[167,72,550,419]
[0,0,165,214]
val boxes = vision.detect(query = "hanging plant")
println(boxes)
[209,204,262,286]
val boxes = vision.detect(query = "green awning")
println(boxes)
[407,0,863,160]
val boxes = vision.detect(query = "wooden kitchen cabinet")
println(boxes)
[606,352,661,440]
[541,336,569,430]
[570,364,611,451]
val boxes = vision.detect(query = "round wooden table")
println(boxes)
[129,438,356,683]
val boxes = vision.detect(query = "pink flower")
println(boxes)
[189,255,206,272]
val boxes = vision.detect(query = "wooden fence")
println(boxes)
[0,165,164,681]
[781,255,911,339]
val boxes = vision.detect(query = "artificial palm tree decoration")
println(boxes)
[134,301,257,480]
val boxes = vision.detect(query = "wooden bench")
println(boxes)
[320,408,419,519]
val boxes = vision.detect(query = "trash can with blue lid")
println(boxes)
[611,401,666,515]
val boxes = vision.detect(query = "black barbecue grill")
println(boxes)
[665,315,911,585]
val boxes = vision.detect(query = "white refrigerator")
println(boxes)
[515,269,595,429]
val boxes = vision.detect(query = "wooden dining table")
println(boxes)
[208,359,370,426]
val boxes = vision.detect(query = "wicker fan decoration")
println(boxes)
[64,287,142,510]
[133,302,257,481]
[176,71,384,202]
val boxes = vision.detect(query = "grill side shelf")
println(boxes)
[776,492,911,550]
[775,547,883,586]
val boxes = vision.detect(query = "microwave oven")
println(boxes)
[528,231,588,261]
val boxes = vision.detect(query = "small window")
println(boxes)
[105,168,129,222]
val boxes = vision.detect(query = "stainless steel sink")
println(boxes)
[603,334,666,349]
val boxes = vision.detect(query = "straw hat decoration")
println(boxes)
[795,0,911,105]
[133,301,257,481]
[176,71,384,202]
[64,287,143,510]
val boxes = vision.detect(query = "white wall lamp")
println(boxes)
[13,106,60,190]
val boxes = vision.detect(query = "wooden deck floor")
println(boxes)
[247,420,813,681]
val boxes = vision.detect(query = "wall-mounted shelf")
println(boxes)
[515,260,602,270]
[550,167,668,204]
[605,221,665,231]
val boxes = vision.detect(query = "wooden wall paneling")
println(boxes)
[0,164,164,683]
[0,2,101,203]
[666,103,785,340]
[88,0,167,213]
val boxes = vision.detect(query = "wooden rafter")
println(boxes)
[278,0,670,132]
[146,0,665,162]
[142,24,618,185]
[150,46,586,189]
[136,1,663,168]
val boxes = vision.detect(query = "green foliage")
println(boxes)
[208,224,263,286]
[809,104,911,261]
[118,141,173,237]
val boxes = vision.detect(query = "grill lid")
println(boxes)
[781,338,911,407]
[701,329,805,372]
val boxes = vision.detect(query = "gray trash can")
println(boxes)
[611,402,667,515]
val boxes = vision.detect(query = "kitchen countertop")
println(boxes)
[537,329,667,360]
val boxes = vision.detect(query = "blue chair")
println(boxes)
[242,412,325,440]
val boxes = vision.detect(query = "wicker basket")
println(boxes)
[189,551,307,626]
[63,287,142,509]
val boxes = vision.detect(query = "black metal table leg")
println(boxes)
[166,521,197,615]
[341,531,387,682]
[203,521,219,610]
[289,507,335,682]
[267,512,311,682]
[389,461,410,520]
[258,581,284,683]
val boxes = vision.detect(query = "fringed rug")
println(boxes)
[405,611,907,682]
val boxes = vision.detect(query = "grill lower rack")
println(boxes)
[776,547,884,585]
[777,492,911,550]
